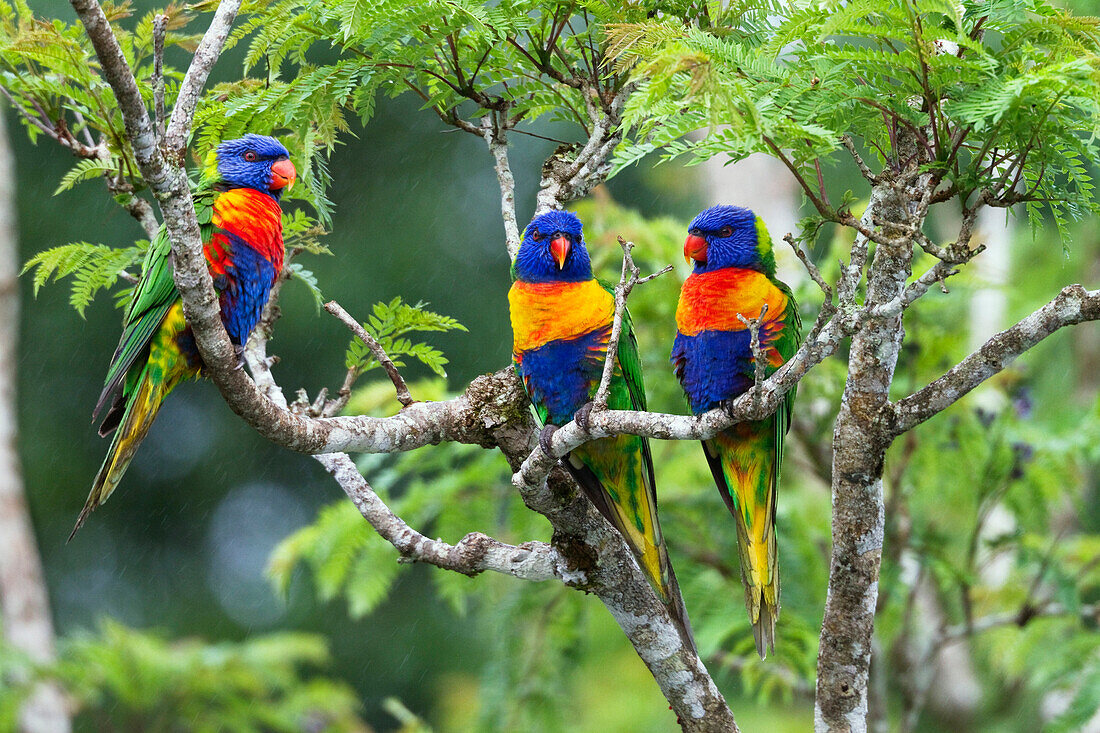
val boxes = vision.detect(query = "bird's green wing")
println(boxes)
[94,191,215,420]
[767,278,802,498]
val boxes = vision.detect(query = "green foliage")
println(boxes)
[0,621,369,732]
[344,297,467,379]
[53,156,117,195]
[21,241,144,316]
[613,0,1100,240]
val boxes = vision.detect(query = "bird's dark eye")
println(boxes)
[531,229,544,242]
[719,226,733,237]
[243,150,259,162]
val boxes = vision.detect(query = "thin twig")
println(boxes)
[737,304,770,412]
[783,232,832,299]
[591,236,672,411]
[842,133,878,183]
[323,300,414,408]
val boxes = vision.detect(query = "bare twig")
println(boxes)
[590,236,672,411]
[323,300,414,408]
[784,233,832,300]
[842,133,878,183]
[939,602,1100,646]
[737,304,770,412]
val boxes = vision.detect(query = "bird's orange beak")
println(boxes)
[551,234,571,269]
[684,234,707,264]
[270,158,297,191]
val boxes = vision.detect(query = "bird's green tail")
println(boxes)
[568,435,696,653]
[71,364,179,540]
[705,422,780,659]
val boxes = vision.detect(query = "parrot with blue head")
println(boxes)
[509,210,694,650]
[73,133,297,539]
[671,205,801,659]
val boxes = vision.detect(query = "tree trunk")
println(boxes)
[815,176,920,732]
[0,109,71,733]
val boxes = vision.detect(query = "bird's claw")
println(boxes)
[539,424,559,457]
[233,344,246,371]
[574,402,596,434]
[721,397,739,420]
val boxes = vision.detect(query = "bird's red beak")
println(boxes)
[551,234,571,269]
[684,234,707,264]
[269,158,297,191]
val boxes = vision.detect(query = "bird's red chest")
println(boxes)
[676,268,788,338]
[205,188,284,279]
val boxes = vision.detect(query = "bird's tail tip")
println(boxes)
[751,602,777,660]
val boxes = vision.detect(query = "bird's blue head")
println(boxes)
[213,134,297,200]
[513,210,592,283]
[684,205,775,274]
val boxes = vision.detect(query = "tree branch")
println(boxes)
[316,452,569,580]
[323,300,414,408]
[479,112,521,259]
[891,284,1100,434]
[590,236,671,412]
[152,13,167,144]
[163,0,243,157]
[534,82,636,212]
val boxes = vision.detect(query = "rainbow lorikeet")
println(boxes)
[671,205,801,659]
[508,210,694,649]
[72,134,297,539]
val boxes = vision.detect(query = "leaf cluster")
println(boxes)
[21,240,144,316]
[614,0,1100,238]
[343,297,467,379]
[0,620,368,732]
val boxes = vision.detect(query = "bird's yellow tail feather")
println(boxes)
[70,367,176,540]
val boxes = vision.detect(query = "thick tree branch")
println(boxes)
[891,285,1100,434]
[163,0,243,157]
[316,452,569,580]
[479,112,521,259]
[816,166,932,732]
[508,425,737,732]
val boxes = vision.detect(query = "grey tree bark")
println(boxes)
[0,109,71,733]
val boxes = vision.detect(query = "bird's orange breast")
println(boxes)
[509,279,613,354]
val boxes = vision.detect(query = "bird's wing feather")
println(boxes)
[93,191,215,420]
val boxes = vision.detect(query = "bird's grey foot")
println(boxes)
[233,344,247,371]
[574,402,596,433]
[539,424,559,457]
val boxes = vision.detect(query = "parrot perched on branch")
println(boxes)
[671,205,800,659]
[73,134,297,539]
[508,210,694,650]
